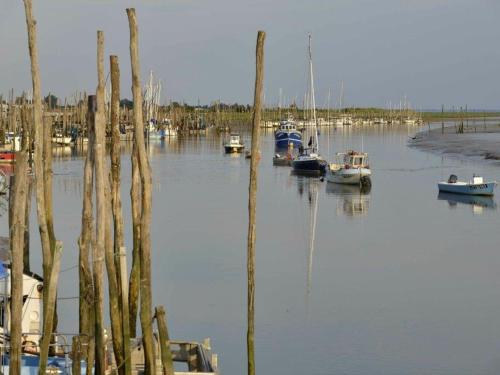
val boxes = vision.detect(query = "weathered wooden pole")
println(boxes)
[72,336,82,375]
[246,30,265,375]
[126,8,155,374]
[78,95,96,371]
[128,149,141,338]
[155,306,175,375]
[38,241,62,374]
[110,54,132,375]
[93,30,107,375]
[22,0,54,340]
[9,117,30,375]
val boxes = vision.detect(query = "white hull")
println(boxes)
[52,136,73,145]
[326,166,371,184]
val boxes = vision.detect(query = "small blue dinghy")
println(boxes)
[438,175,497,196]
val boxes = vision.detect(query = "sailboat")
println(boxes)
[292,35,327,176]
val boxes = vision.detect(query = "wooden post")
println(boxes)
[22,0,54,340]
[128,149,141,338]
[110,55,132,375]
[78,95,96,371]
[155,306,175,375]
[72,336,82,375]
[9,118,30,375]
[247,30,265,375]
[93,30,106,375]
[23,176,32,273]
[126,9,155,374]
[38,241,62,375]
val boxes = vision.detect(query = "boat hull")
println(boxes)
[0,151,15,164]
[438,181,496,196]
[326,167,371,185]
[224,145,245,154]
[275,131,302,149]
[292,157,327,175]
[52,137,73,145]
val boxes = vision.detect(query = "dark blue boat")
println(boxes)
[274,117,302,149]
[292,149,327,176]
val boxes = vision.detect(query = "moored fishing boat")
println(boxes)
[223,133,245,153]
[0,151,15,164]
[274,115,302,149]
[326,151,372,186]
[438,175,496,196]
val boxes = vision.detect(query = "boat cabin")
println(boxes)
[226,134,243,145]
[335,151,369,168]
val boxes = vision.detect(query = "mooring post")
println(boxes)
[155,306,175,375]
[126,8,155,374]
[247,30,265,375]
[72,336,82,375]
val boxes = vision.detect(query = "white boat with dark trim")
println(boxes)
[438,175,496,196]
[223,134,245,153]
[326,151,371,186]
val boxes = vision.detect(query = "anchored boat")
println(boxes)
[326,151,372,186]
[223,134,245,153]
[292,35,326,176]
[438,175,496,196]
[274,116,302,149]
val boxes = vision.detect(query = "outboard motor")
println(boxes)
[360,176,372,189]
[448,174,458,183]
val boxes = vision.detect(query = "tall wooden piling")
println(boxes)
[110,54,132,375]
[93,30,106,375]
[38,241,62,374]
[9,116,30,375]
[126,8,155,374]
[155,306,175,375]
[247,30,265,375]
[78,95,96,370]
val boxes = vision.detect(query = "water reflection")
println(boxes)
[325,183,371,217]
[437,192,497,215]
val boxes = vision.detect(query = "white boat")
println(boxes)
[438,175,496,196]
[52,134,73,145]
[326,151,372,186]
[223,134,245,153]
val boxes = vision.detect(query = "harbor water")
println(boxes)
[2,124,500,374]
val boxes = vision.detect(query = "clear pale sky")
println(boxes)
[1,0,500,109]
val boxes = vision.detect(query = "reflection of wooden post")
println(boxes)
[126,9,155,374]
[155,306,175,375]
[94,30,106,375]
[39,241,62,374]
[247,30,265,375]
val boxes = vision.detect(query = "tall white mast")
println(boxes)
[308,34,319,152]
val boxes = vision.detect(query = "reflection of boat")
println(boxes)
[304,179,319,305]
[438,175,496,196]
[326,183,370,217]
[223,134,245,153]
[326,150,371,186]
[438,192,496,210]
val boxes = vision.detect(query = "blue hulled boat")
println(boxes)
[274,117,302,149]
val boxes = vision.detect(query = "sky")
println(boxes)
[1,0,500,109]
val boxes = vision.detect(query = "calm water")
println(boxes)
[3,124,500,375]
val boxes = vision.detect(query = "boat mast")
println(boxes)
[308,34,319,152]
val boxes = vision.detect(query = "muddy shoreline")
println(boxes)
[409,123,500,163]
